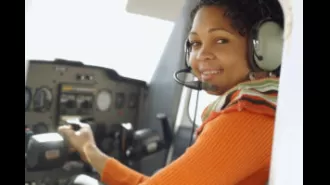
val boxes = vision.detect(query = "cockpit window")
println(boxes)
[25,0,174,83]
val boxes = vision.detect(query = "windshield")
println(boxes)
[25,0,174,83]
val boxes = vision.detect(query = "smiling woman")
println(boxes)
[25,0,174,83]
[56,0,285,184]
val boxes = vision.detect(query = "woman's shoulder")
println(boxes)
[222,78,278,116]
[216,109,275,125]
[198,78,279,136]
[201,78,278,123]
[197,108,275,136]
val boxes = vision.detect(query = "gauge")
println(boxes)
[25,87,32,111]
[96,90,112,111]
[33,86,52,112]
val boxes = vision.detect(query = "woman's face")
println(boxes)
[189,6,250,95]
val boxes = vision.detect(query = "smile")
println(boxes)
[201,70,221,75]
[201,70,223,81]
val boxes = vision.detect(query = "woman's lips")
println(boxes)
[201,69,223,81]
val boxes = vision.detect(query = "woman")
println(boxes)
[59,0,284,184]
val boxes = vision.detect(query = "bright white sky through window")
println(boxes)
[25,0,174,83]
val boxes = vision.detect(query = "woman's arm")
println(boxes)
[87,110,274,185]
[83,142,149,184]
[82,143,109,174]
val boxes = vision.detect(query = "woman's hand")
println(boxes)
[59,123,110,174]
[58,123,96,162]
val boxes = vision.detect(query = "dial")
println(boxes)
[96,90,112,111]
[33,87,52,112]
[25,87,32,111]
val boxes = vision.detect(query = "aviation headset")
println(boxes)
[174,1,284,91]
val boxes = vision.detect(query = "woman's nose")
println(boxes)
[196,46,215,61]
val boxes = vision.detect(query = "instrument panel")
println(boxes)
[25,58,148,135]
[25,59,148,184]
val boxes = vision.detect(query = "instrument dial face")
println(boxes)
[96,90,112,111]
[33,86,53,112]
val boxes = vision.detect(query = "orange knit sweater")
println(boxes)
[101,79,278,185]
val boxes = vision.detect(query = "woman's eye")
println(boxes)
[216,39,229,44]
[190,41,201,47]
[188,39,228,49]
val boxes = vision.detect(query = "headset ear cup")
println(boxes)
[250,20,284,72]
[248,27,263,73]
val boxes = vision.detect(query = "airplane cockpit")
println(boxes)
[25,58,168,184]
[25,0,302,185]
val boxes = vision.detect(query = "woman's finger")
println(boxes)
[58,125,76,138]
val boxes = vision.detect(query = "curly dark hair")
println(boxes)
[190,0,284,36]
